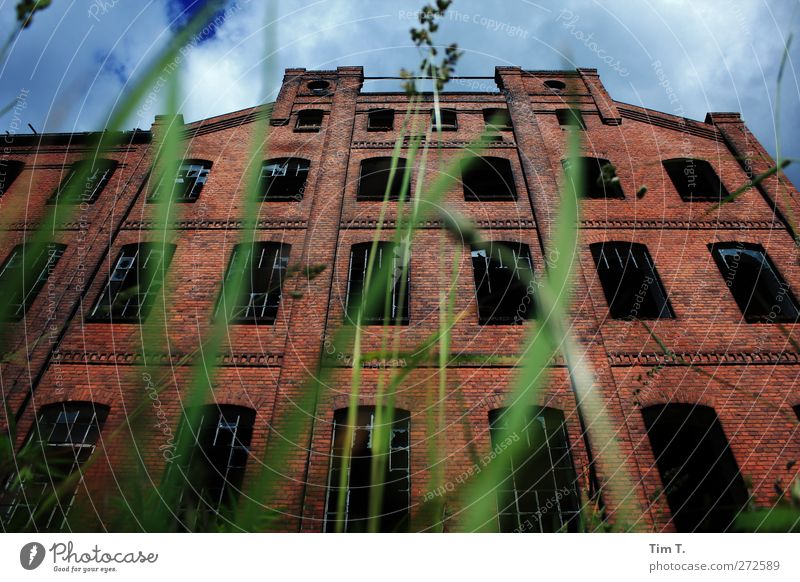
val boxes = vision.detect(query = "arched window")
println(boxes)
[471,241,534,324]
[461,156,517,201]
[324,406,410,532]
[357,157,410,201]
[0,159,24,198]
[175,405,256,532]
[562,157,624,199]
[663,158,728,202]
[150,159,211,202]
[89,242,176,322]
[0,402,109,531]
[489,407,581,532]
[590,241,673,319]
[49,159,117,204]
[642,404,748,532]
[258,158,310,201]
[346,242,409,325]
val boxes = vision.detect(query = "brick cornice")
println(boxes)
[609,351,800,367]
[52,351,284,367]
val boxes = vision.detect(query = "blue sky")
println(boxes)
[1,0,798,183]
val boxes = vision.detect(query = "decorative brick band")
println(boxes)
[341,218,536,229]
[122,219,308,230]
[352,139,516,149]
[52,351,284,367]
[581,219,779,230]
[609,351,800,367]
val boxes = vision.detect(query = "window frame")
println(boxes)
[366,108,395,132]
[562,157,624,199]
[295,109,324,132]
[709,242,800,323]
[432,107,458,131]
[470,241,535,325]
[555,108,586,130]
[356,157,411,201]
[216,241,291,325]
[345,241,410,326]
[0,242,66,321]
[482,108,512,131]
[149,159,212,203]
[258,158,310,201]
[590,241,674,320]
[48,159,118,205]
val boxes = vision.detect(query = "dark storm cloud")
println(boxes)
[0,0,797,182]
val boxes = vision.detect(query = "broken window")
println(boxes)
[0,159,24,198]
[346,242,409,325]
[258,158,310,201]
[150,160,211,203]
[295,109,324,132]
[432,108,457,130]
[307,80,331,96]
[0,402,109,531]
[483,108,512,131]
[217,242,290,324]
[88,243,176,322]
[663,158,728,202]
[175,405,255,532]
[48,159,117,204]
[471,241,534,325]
[794,405,800,422]
[544,79,566,93]
[367,108,394,131]
[0,242,66,321]
[709,242,800,323]
[642,404,749,532]
[324,407,410,532]
[461,156,517,201]
[357,157,410,201]
[489,407,581,533]
[590,242,673,319]
[563,157,624,199]
[555,108,585,129]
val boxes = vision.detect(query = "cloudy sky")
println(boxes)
[2,0,798,182]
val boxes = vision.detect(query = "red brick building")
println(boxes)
[1,66,799,533]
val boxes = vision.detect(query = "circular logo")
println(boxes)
[20,542,46,570]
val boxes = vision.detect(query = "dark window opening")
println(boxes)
[0,160,24,198]
[710,242,800,323]
[367,109,394,131]
[483,108,512,131]
[0,242,66,321]
[563,157,624,199]
[296,109,324,132]
[258,158,310,201]
[461,156,517,201]
[150,160,211,203]
[642,404,749,532]
[590,242,673,319]
[346,242,409,325]
[175,405,255,532]
[489,407,581,533]
[357,157,410,201]
[307,80,331,96]
[793,405,800,422]
[0,402,108,531]
[556,108,586,129]
[432,108,457,130]
[544,79,566,92]
[663,158,728,202]
[88,243,176,322]
[48,159,117,204]
[471,241,534,325]
[324,407,410,533]
[217,242,290,324]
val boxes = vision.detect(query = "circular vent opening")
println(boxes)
[543,79,566,92]
[307,80,331,95]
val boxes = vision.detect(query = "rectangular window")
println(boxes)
[176,405,255,532]
[151,160,211,202]
[489,407,581,533]
[295,109,324,132]
[432,108,457,130]
[258,158,309,201]
[367,109,394,131]
[471,242,534,324]
[483,108,512,131]
[324,407,410,532]
[590,242,673,319]
[89,243,176,322]
[49,159,117,204]
[556,108,586,129]
[346,242,409,325]
[0,242,66,321]
[217,242,290,324]
[710,243,800,323]
[0,403,108,531]
[664,158,728,202]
